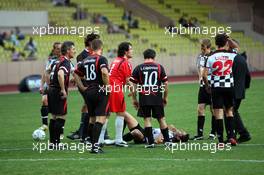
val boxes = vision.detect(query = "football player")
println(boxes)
[38,42,61,131]
[73,39,109,153]
[203,34,237,146]
[48,41,76,148]
[191,39,216,140]
[129,49,170,148]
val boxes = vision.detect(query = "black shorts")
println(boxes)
[198,86,212,105]
[211,87,234,109]
[48,87,67,115]
[137,105,164,119]
[84,88,109,117]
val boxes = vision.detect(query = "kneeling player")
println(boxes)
[130,49,171,148]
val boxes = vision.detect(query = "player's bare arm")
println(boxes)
[163,81,168,105]
[73,72,86,92]
[202,67,210,94]
[58,69,67,99]
[101,67,109,86]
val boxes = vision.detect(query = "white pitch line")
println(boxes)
[0,157,264,163]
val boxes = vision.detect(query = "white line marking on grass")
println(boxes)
[0,158,264,163]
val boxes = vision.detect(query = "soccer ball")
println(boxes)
[32,129,46,141]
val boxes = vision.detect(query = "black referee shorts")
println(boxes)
[211,87,234,109]
[83,88,109,117]
[48,87,67,116]
[198,86,212,105]
[137,105,165,119]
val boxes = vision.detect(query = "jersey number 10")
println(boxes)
[143,71,158,86]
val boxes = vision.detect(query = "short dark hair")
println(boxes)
[91,39,103,51]
[200,39,211,49]
[143,49,156,59]
[117,42,132,57]
[215,33,228,48]
[85,33,100,47]
[61,41,74,55]
[53,42,61,49]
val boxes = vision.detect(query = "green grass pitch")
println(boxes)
[0,79,264,175]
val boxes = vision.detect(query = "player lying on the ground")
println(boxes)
[122,124,189,144]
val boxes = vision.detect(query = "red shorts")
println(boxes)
[109,91,126,112]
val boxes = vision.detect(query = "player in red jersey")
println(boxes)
[108,42,135,147]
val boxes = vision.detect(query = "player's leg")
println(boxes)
[233,99,251,143]
[209,105,217,139]
[40,94,49,131]
[123,113,145,143]
[115,111,129,147]
[98,117,109,144]
[224,90,237,146]
[213,108,224,144]
[144,116,155,147]
[211,88,224,144]
[54,115,66,145]
[192,103,206,140]
[49,114,56,145]
[90,116,106,153]
[154,106,170,143]
[192,87,206,140]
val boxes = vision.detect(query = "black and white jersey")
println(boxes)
[197,54,211,87]
[206,50,237,88]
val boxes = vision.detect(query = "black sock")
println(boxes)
[216,119,224,143]
[123,132,134,142]
[59,119,65,135]
[226,117,235,139]
[79,113,88,138]
[123,120,127,134]
[92,122,103,146]
[210,115,216,134]
[86,123,94,141]
[49,119,55,144]
[41,106,49,125]
[54,118,65,144]
[130,124,144,134]
[161,127,170,142]
[197,115,205,136]
[145,127,154,144]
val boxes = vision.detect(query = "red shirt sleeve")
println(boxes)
[121,61,132,79]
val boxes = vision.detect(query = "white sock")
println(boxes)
[98,119,108,144]
[115,116,124,143]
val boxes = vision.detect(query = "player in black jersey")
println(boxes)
[73,39,109,154]
[48,41,76,148]
[67,33,100,141]
[37,42,61,132]
[130,49,170,148]
[191,39,216,140]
